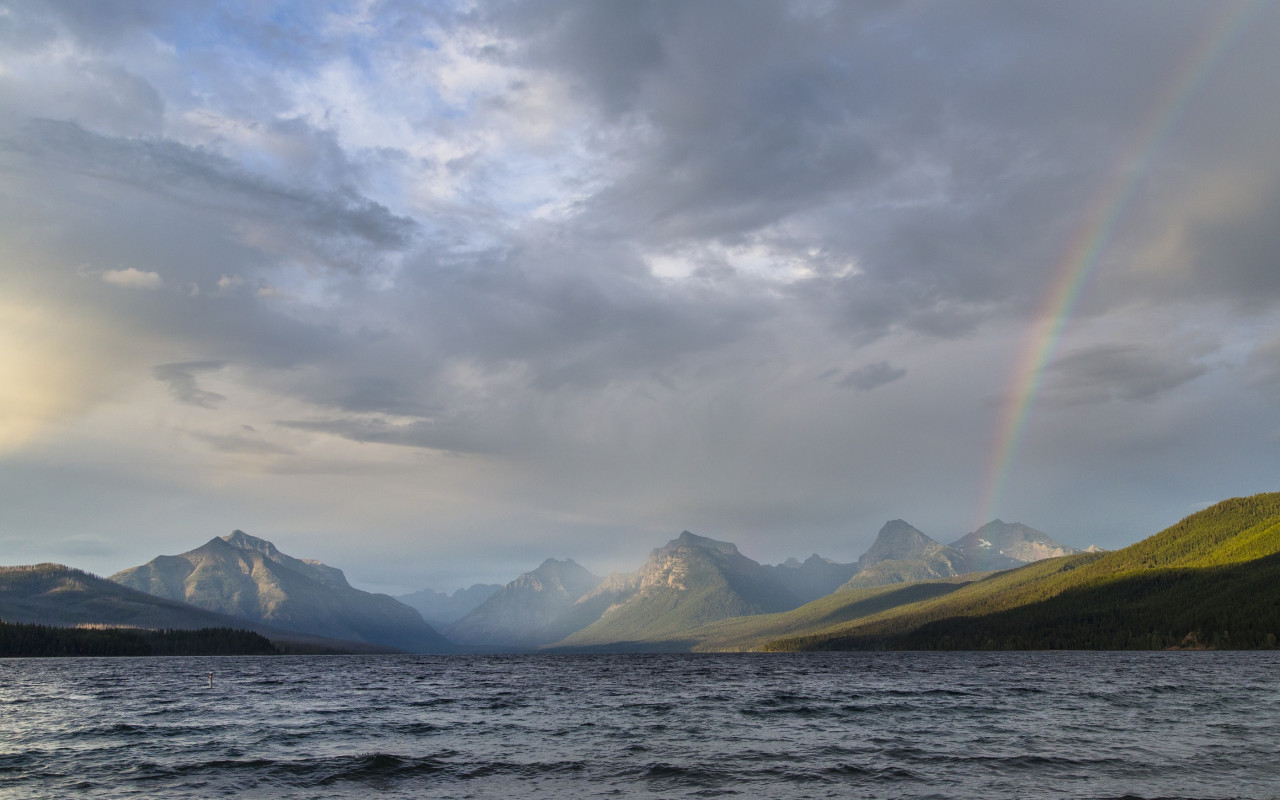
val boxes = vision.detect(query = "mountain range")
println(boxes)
[438,522,1081,650]
[396,583,502,629]
[11,497,1274,654]
[0,518,1085,654]
[764,554,859,603]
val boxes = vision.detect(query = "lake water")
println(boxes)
[1,651,1278,799]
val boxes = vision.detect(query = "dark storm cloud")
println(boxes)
[1043,345,1209,406]
[503,2,897,242]
[152,361,228,409]
[6,120,417,273]
[836,361,907,392]
[469,0,1226,346]
[477,1,1280,346]
[328,377,446,419]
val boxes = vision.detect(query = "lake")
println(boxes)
[2,651,1277,799]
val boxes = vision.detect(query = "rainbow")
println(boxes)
[974,3,1259,530]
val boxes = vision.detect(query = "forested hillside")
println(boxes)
[766,493,1280,651]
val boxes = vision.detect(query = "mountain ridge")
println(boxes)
[550,531,802,648]
[446,558,602,647]
[397,583,502,628]
[0,563,397,653]
[764,492,1280,651]
[110,531,450,653]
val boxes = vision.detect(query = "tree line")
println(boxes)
[0,621,277,657]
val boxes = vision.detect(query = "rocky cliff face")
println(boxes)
[836,518,1085,591]
[857,520,950,570]
[110,531,450,653]
[836,520,966,590]
[950,520,1084,572]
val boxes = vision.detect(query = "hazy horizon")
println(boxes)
[3,1,1279,595]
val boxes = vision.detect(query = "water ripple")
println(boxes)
[1,652,1278,799]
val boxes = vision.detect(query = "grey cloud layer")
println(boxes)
[8,120,417,274]
[2,0,1279,582]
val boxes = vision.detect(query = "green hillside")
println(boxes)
[660,555,1084,651]
[765,493,1280,651]
[682,578,974,651]
[896,553,1280,650]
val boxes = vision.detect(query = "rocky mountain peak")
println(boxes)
[859,520,940,569]
[108,533,447,652]
[950,520,1082,571]
[223,529,279,556]
[665,530,740,556]
[215,529,350,589]
[516,558,599,597]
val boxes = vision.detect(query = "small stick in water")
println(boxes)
[208,672,213,689]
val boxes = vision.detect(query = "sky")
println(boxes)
[2,1,1279,595]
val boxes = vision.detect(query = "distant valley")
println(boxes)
[397,583,502,630]
[3,493,1279,654]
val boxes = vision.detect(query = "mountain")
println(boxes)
[446,558,602,647]
[832,518,1084,591]
[950,520,1083,572]
[397,583,502,628]
[553,531,802,649]
[0,563,394,653]
[857,520,943,569]
[763,492,1280,651]
[837,520,968,590]
[110,530,450,653]
[765,555,859,603]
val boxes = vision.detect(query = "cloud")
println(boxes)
[2,0,1280,584]
[8,119,418,276]
[152,361,228,409]
[278,416,496,455]
[836,361,908,392]
[101,267,162,289]
[216,275,244,293]
[1042,344,1209,405]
